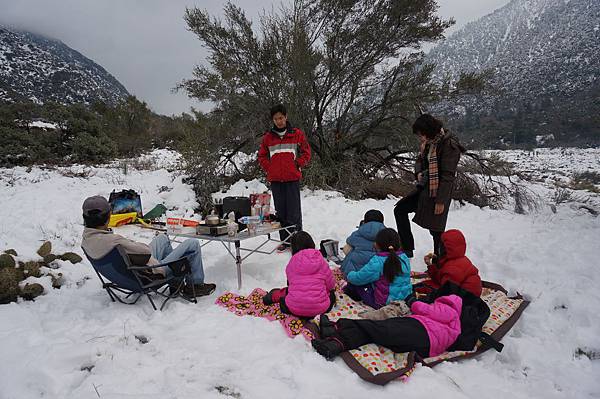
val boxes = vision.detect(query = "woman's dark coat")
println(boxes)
[412,134,463,232]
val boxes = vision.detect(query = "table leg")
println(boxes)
[235,240,242,290]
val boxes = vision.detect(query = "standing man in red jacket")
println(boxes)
[258,104,311,251]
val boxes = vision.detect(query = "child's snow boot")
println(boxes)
[319,314,336,338]
[311,337,344,360]
[262,290,275,305]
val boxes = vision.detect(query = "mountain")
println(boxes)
[0,26,129,106]
[427,0,600,147]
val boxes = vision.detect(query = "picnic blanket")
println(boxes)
[311,277,529,385]
[215,288,315,340]
[215,269,349,339]
[216,270,529,385]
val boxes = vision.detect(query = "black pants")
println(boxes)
[394,190,442,255]
[280,290,337,318]
[335,317,430,358]
[271,181,302,243]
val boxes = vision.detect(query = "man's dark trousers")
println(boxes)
[271,181,302,244]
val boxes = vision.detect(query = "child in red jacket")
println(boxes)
[419,229,482,297]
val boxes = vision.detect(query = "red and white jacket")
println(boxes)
[258,125,311,182]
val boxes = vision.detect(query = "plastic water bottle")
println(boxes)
[238,216,261,225]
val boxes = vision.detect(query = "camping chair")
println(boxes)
[320,239,344,265]
[82,245,197,310]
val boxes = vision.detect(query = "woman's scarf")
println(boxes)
[420,128,446,198]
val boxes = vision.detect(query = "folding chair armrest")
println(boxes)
[158,257,191,277]
[129,258,190,277]
[129,264,170,271]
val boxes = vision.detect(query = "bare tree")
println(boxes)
[179,0,454,195]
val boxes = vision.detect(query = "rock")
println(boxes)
[4,249,17,256]
[22,261,42,278]
[37,241,52,257]
[0,254,15,269]
[80,364,95,372]
[42,254,58,265]
[0,268,22,304]
[20,283,44,300]
[49,272,64,289]
[60,252,83,264]
[135,335,149,344]
[13,265,25,282]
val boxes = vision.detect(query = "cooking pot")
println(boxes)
[205,214,221,225]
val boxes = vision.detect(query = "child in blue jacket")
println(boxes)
[345,228,412,309]
[341,210,386,277]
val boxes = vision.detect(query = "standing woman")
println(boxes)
[394,114,463,258]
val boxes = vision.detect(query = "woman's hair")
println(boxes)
[412,114,443,139]
[375,228,404,283]
[83,210,110,228]
[290,231,315,255]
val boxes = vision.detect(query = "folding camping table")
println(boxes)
[170,225,296,289]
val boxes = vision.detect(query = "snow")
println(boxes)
[29,120,58,130]
[535,134,555,145]
[1,149,600,398]
[488,147,600,196]
[122,148,183,171]
[212,179,268,202]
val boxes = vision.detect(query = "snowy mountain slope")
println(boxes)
[427,0,600,146]
[430,0,599,98]
[0,26,129,105]
[0,149,599,397]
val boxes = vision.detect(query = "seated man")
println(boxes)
[81,195,215,297]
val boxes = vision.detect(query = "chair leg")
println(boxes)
[159,296,171,311]
[105,287,117,303]
[146,294,158,311]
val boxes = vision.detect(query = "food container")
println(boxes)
[270,221,281,229]
[167,218,199,234]
[250,193,271,216]
[247,221,259,235]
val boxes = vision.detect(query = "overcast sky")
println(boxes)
[0,0,509,115]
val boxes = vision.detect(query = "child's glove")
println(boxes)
[405,293,418,307]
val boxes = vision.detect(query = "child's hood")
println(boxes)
[441,229,467,259]
[435,294,463,316]
[412,295,463,323]
[357,221,385,241]
[288,249,328,275]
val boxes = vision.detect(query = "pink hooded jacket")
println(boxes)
[409,295,463,357]
[285,249,336,317]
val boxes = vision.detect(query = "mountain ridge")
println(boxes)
[0,25,129,106]
[427,0,600,147]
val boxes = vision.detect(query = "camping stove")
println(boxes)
[196,222,228,236]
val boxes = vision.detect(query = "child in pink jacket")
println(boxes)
[312,295,463,360]
[263,231,336,318]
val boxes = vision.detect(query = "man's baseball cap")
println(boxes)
[82,195,111,217]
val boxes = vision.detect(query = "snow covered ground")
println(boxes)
[490,147,600,187]
[1,149,599,398]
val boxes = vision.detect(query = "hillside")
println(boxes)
[427,0,600,147]
[0,26,129,106]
